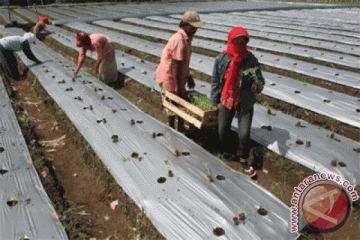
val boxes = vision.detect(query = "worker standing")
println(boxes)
[155,11,204,131]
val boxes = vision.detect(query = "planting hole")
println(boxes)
[213,227,225,236]
[136,120,143,124]
[296,140,304,145]
[338,162,347,167]
[181,152,190,156]
[257,207,268,216]
[270,83,276,86]
[0,169,8,174]
[323,99,331,103]
[294,90,301,94]
[216,175,225,181]
[157,133,164,137]
[131,152,139,158]
[157,177,166,183]
[356,109,360,113]
[7,200,18,207]
[0,147,4,152]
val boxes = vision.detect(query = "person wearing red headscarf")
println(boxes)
[73,32,118,85]
[32,16,52,39]
[211,26,265,177]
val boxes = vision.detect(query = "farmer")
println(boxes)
[73,32,118,85]
[211,26,265,177]
[32,16,52,39]
[155,11,204,131]
[0,32,42,81]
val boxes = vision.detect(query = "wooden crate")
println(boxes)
[162,90,218,129]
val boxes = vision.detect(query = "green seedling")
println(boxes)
[164,160,173,177]
[189,92,212,111]
[203,162,213,183]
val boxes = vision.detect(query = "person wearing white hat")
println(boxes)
[155,11,204,131]
[0,32,41,81]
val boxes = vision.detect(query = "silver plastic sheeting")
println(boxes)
[7,28,298,240]
[125,16,360,69]
[75,21,360,128]
[13,8,43,22]
[129,16,360,89]
[0,75,68,239]
[0,8,27,24]
[147,14,360,57]
[45,25,360,185]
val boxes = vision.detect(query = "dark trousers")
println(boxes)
[0,45,19,80]
[218,105,254,159]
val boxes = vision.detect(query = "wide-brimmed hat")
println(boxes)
[181,11,204,28]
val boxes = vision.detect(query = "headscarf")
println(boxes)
[221,27,252,109]
[38,17,49,24]
[76,32,91,49]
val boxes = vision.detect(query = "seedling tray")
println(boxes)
[162,90,218,129]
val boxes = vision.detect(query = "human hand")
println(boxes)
[212,105,218,111]
[252,84,264,94]
[187,75,195,89]
[73,68,79,77]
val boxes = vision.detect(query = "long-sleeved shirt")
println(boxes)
[211,53,265,111]
[0,35,39,62]
[77,34,112,67]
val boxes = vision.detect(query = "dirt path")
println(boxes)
[6,69,162,239]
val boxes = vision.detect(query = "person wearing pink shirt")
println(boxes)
[73,33,118,85]
[155,11,204,131]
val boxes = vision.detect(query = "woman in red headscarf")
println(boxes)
[73,32,118,85]
[211,26,265,177]
[32,17,52,39]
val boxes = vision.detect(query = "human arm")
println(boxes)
[73,47,86,76]
[210,55,222,110]
[21,40,41,64]
[172,59,186,96]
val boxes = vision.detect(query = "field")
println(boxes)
[0,1,360,239]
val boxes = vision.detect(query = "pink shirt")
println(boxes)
[154,28,192,92]
[77,34,112,67]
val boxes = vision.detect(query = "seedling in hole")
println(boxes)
[238,212,245,221]
[296,139,304,145]
[174,150,180,157]
[103,118,107,123]
[164,160,173,177]
[112,109,117,113]
[305,141,311,148]
[131,152,139,158]
[232,217,239,225]
[65,87,73,91]
[0,147,4,152]
[203,162,213,183]
[58,80,65,84]
[331,160,337,167]
[152,132,156,138]
[112,135,118,143]
[130,119,135,125]
[101,95,105,100]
